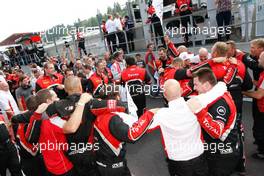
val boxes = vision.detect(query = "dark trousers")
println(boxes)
[96,160,131,176]
[116,31,127,53]
[78,42,87,57]
[167,153,208,176]
[151,15,165,46]
[216,11,232,41]
[0,142,23,176]
[206,153,239,176]
[68,152,98,176]
[180,10,196,45]
[132,94,146,117]
[107,33,117,53]
[47,169,78,176]
[126,31,134,52]
[235,113,246,172]
[21,154,47,176]
[252,100,264,154]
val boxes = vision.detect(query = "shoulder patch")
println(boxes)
[217,106,226,116]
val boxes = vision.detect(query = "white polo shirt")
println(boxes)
[149,97,204,161]
[105,19,116,33]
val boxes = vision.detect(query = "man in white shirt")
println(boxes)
[114,13,127,53]
[149,79,227,176]
[0,75,20,140]
[105,15,117,53]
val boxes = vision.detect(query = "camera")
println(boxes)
[64,41,70,48]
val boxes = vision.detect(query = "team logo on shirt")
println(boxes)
[217,106,226,116]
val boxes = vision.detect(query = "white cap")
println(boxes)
[179,52,194,61]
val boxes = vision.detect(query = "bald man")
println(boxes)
[148,79,228,176]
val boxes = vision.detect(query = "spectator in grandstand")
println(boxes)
[114,13,127,53]
[215,0,232,41]
[124,15,135,52]
[240,0,255,41]
[175,0,196,46]
[106,14,117,53]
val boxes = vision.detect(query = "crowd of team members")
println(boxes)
[0,37,264,176]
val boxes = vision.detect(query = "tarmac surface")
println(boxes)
[126,97,263,176]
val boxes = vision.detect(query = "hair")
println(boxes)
[192,68,217,86]
[147,43,154,49]
[251,38,264,49]
[26,95,38,111]
[113,51,122,59]
[135,53,141,57]
[172,57,183,66]
[36,89,53,105]
[95,59,104,67]
[158,47,167,53]
[43,62,54,69]
[213,42,228,57]
[125,56,136,66]
[64,68,74,75]
[226,40,236,49]
[19,75,28,83]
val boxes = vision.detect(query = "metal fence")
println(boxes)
[45,1,264,58]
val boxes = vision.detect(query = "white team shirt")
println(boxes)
[149,97,204,161]
[105,19,116,33]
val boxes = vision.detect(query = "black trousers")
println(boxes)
[167,153,208,176]
[116,31,127,53]
[252,100,264,154]
[47,169,78,176]
[78,42,87,56]
[20,154,47,176]
[68,152,98,176]
[96,160,131,176]
[180,10,196,45]
[216,10,231,41]
[132,94,146,117]
[206,153,239,176]
[126,31,134,52]
[235,113,246,172]
[0,142,23,176]
[151,15,165,46]
[107,33,117,53]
